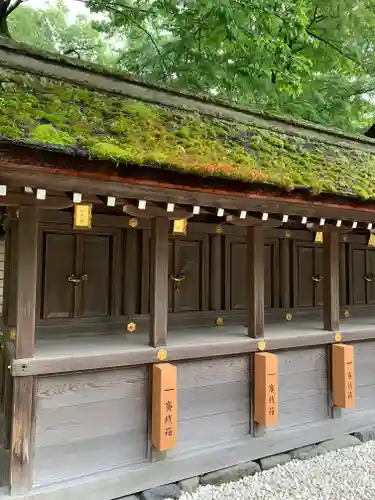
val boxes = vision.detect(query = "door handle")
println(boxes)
[68,274,88,285]
[312,274,323,282]
[364,275,373,282]
[68,275,81,285]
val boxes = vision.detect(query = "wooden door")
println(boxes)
[366,249,375,304]
[80,235,112,317]
[351,247,367,305]
[42,232,113,319]
[42,232,76,319]
[293,242,324,308]
[226,237,279,310]
[169,235,208,313]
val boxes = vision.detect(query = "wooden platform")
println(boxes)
[9,314,375,377]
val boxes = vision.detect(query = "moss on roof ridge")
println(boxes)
[1,39,374,150]
[2,66,375,200]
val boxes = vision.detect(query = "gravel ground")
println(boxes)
[175,441,375,500]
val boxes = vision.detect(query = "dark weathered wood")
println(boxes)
[149,218,169,347]
[10,376,35,495]
[280,237,291,309]
[4,161,375,223]
[0,193,72,210]
[16,205,38,358]
[247,226,264,338]
[339,242,347,306]
[123,201,192,220]
[123,229,138,318]
[226,214,282,228]
[10,205,39,495]
[323,232,340,331]
[210,234,222,310]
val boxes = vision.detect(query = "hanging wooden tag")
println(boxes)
[315,231,323,244]
[368,233,375,247]
[152,363,178,451]
[332,343,355,409]
[73,203,92,229]
[254,352,278,426]
[173,218,187,235]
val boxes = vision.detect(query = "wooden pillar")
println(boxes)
[323,232,340,332]
[210,234,222,311]
[150,217,169,347]
[280,237,291,310]
[10,205,38,495]
[124,228,138,319]
[247,226,264,338]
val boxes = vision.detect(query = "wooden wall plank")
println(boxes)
[169,355,250,457]
[34,366,149,486]
[323,232,340,331]
[247,226,264,337]
[270,347,329,433]
[150,218,169,347]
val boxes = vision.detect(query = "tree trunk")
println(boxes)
[0,14,10,38]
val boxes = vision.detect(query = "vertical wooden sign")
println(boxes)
[152,363,178,451]
[332,343,355,408]
[254,352,278,426]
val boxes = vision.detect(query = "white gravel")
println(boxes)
[176,441,375,500]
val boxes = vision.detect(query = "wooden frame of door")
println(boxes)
[224,235,280,311]
[35,223,122,325]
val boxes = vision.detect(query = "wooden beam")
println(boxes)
[323,231,340,332]
[306,222,351,233]
[226,214,282,228]
[10,205,38,495]
[0,193,72,210]
[3,162,375,223]
[123,201,192,220]
[150,218,169,347]
[247,226,264,338]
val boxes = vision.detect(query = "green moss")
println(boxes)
[30,124,76,146]
[1,66,375,199]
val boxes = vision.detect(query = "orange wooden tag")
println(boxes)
[152,363,178,451]
[332,343,355,409]
[254,352,278,426]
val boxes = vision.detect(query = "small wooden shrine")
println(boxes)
[0,41,374,499]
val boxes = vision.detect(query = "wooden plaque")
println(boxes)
[254,352,278,426]
[332,343,355,408]
[73,203,92,229]
[152,363,178,451]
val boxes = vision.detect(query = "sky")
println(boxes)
[29,0,89,19]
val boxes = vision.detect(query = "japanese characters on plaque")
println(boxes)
[152,363,178,451]
[73,203,93,229]
[254,352,279,427]
[332,343,355,409]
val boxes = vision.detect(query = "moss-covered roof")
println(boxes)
[3,63,375,200]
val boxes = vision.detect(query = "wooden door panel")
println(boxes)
[352,248,367,305]
[168,241,174,313]
[227,238,278,311]
[174,239,202,312]
[366,249,375,304]
[230,242,246,310]
[42,233,75,319]
[314,247,324,307]
[81,235,112,317]
[295,244,314,308]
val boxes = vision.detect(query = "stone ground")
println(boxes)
[124,433,375,500]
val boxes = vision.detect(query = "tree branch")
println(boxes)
[306,30,359,64]
[75,0,153,16]
[5,0,28,18]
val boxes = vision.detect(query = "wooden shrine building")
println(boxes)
[0,42,374,499]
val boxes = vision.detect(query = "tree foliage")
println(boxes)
[6,0,375,132]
